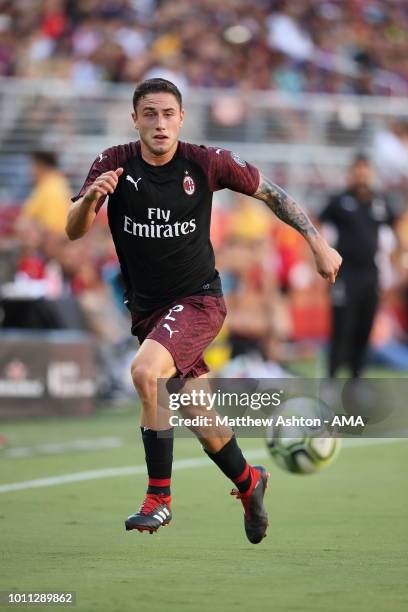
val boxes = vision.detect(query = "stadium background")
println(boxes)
[0,2,407,612]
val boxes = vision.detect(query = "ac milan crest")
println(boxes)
[183,174,195,196]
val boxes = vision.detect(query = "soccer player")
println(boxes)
[66,78,341,544]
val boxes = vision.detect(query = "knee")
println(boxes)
[130,360,158,395]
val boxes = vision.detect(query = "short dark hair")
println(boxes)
[32,151,58,168]
[132,78,182,112]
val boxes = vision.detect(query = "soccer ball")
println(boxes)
[265,396,341,475]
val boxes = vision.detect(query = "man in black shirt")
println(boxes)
[319,154,396,378]
[67,78,341,544]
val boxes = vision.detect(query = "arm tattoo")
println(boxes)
[253,175,318,239]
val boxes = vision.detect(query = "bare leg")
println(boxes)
[177,373,234,453]
[131,343,233,449]
[131,338,177,429]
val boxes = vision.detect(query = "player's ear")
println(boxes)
[131,111,139,130]
[179,107,185,127]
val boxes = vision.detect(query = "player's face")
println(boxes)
[132,93,184,157]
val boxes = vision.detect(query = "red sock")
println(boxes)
[233,464,259,495]
[147,477,171,497]
[205,436,255,494]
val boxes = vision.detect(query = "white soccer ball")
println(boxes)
[265,396,341,474]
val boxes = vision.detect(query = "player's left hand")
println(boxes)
[310,236,342,284]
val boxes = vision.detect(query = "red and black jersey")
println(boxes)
[73,141,260,313]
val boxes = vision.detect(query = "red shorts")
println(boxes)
[131,295,227,378]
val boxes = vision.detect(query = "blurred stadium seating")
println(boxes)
[1,0,408,412]
[1,80,408,206]
[1,0,407,94]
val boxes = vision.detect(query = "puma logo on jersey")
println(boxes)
[215,148,222,154]
[126,175,142,191]
[98,154,107,163]
[163,323,179,338]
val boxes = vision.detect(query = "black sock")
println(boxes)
[141,427,173,496]
[204,436,253,494]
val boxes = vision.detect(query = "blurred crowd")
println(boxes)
[0,0,408,94]
[0,152,133,396]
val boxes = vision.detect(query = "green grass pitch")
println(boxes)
[1,406,407,612]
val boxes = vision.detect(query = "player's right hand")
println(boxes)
[84,167,124,202]
[311,237,342,284]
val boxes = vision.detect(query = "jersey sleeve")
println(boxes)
[207,148,260,195]
[71,147,119,213]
